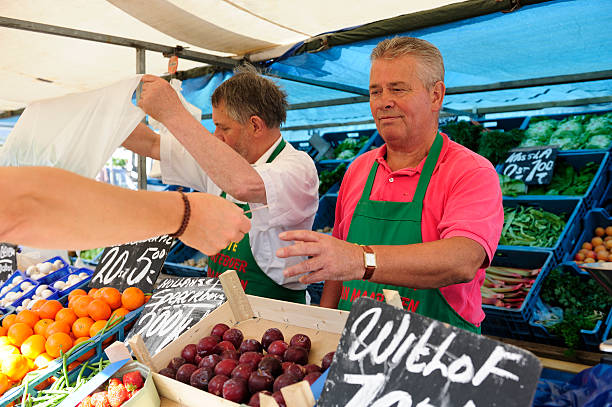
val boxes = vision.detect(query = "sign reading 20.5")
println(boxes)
[90,235,174,292]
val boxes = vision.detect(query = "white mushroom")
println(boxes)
[78,272,89,279]
[53,259,64,270]
[13,276,23,284]
[41,289,53,299]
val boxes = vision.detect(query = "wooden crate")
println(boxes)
[147,294,348,406]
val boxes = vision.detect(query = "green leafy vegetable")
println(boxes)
[441,120,483,152]
[527,161,598,196]
[500,206,567,247]
[540,266,609,350]
[318,163,347,195]
[520,119,557,147]
[548,116,587,149]
[478,129,525,165]
[499,174,527,197]
[332,135,369,160]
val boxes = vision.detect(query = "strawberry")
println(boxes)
[90,392,111,407]
[122,371,144,391]
[107,383,129,407]
[108,378,122,389]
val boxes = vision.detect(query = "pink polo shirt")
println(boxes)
[333,132,504,326]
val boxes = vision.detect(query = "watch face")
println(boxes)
[365,252,376,267]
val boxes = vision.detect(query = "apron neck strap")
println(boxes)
[221,138,286,199]
[359,132,443,204]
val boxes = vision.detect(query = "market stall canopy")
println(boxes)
[1,0,611,141]
[0,0,464,114]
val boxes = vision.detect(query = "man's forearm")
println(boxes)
[163,110,267,203]
[369,237,487,289]
[0,167,181,249]
[320,280,343,308]
[122,122,161,160]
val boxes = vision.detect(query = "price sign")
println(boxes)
[89,235,173,292]
[502,146,558,185]
[319,297,541,407]
[125,277,226,355]
[0,243,17,283]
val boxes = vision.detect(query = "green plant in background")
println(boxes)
[540,267,609,351]
[498,174,527,197]
[527,161,598,196]
[441,120,483,153]
[112,158,128,168]
[332,135,370,160]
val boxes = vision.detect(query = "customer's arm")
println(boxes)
[0,167,249,254]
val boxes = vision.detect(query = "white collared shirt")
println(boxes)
[160,134,319,290]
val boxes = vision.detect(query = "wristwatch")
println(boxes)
[360,245,377,280]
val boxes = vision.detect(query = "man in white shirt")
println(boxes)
[122,67,318,303]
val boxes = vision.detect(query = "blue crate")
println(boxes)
[290,139,318,159]
[529,263,612,350]
[601,169,612,212]
[477,116,530,131]
[11,285,60,310]
[0,271,29,298]
[563,208,612,264]
[313,194,337,232]
[481,247,554,340]
[0,305,144,406]
[500,197,585,262]
[0,276,39,313]
[21,256,70,285]
[164,242,208,277]
[53,267,94,298]
[504,151,610,210]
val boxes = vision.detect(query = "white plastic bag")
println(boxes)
[0,76,145,178]
[148,78,201,134]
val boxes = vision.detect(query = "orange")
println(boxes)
[72,317,94,338]
[2,315,16,330]
[87,299,111,321]
[45,332,73,358]
[99,287,122,310]
[121,287,145,311]
[144,294,152,304]
[0,344,19,358]
[0,372,9,396]
[1,354,29,381]
[92,288,105,300]
[72,337,94,362]
[30,299,46,314]
[34,319,53,336]
[68,289,87,303]
[71,296,93,318]
[88,288,98,297]
[0,337,10,347]
[33,353,54,369]
[110,308,130,322]
[20,334,46,360]
[88,320,107,338]
[15,310,40,328]
[55,308,77,326]
[7,323,33,346]
[0,327,6,337]
[38,300,63,320]
[45,321,70,338]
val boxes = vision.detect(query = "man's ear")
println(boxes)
[430,81,446,112]
[249,115,266,137]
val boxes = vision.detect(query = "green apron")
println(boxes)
[337,133,479,333]
[207,139,306,304]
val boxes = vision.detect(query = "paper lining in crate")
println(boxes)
[139,271,349,406]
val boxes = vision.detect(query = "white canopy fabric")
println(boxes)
[0,0,463,113]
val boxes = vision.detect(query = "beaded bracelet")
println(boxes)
[170,191,191,238]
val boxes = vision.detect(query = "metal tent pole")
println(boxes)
[135,48,147,190]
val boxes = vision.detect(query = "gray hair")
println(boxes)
[211,64,288,128]
[371,36,445,89]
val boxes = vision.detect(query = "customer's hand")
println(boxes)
[138,75,184,124]
[180,193,251,255]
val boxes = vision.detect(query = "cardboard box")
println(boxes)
[147,294,349,406]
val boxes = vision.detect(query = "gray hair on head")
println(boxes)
[211,63,288,128]
[371,36,445,89]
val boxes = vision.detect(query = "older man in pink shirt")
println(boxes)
[277,36,503,332]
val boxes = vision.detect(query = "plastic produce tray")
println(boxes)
[54,267,94,298]
[0,271,29,298]
[312,194,338,232]
[529,263,612,350]
[481,247,555,340]
[503,151,609,210]
[318,128,378,163]
[499,197,585,262]
[32,256,70,285]
[0,305,145,406]
[0,275,39,313]
[563,208,612,265]
[163,242,208,277]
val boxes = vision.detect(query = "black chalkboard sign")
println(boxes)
[0,243,17,283]
[90,235,173,292]
[124,276,225,355]
[319,297,541,407]
[502,146,558,185]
